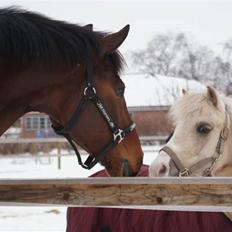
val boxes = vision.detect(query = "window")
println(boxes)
[25,116,50,130]
[40,117,45,129]
[26,117,32,129]
[32,117,39,129]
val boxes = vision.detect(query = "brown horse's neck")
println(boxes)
[0,103,26,136]
[0,65,83,136]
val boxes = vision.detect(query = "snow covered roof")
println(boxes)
[122,73,205,107]
[3,127,21,134]
[2,127,21,138]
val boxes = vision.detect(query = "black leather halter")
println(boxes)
[52,62,136,170]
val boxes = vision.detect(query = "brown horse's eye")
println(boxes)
[196,124,212,135]
[116,86,125,96]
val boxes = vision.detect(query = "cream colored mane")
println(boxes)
[169,90,231,129]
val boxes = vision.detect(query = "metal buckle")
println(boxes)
[129,122,136,132]
[113,129,125,144]
[203,168,211,177]
[221,127,229,140]
[84,86,96,98]
[179,168,191,177]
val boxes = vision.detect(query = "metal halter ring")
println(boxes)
[113,129,125,144]
[84,86,96,97]
[221,127,229,140]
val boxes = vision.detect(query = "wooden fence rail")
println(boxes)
[0,177,232,212]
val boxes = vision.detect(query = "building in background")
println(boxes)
[20,112,57,138]
[3,112,56,139]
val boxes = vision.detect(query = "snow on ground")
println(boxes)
[0,146,159,232]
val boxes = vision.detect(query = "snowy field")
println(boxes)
[0,146,158,232]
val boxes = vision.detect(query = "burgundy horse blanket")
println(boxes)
[66,165,232,232]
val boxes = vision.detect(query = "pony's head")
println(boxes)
[149,86,232,177]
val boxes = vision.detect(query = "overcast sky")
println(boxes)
[1,0,232,57]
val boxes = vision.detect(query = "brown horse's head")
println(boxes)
[48,25,143,176]
[0,9,143,176]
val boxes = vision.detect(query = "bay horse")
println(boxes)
[149,86,232,220]
[0,8,143,176]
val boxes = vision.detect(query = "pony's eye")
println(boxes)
[116,86,125,96]
[196,124,212,135]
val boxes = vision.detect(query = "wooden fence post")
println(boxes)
[57,144,61,170]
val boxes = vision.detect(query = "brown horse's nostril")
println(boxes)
[122,159,137,177]
[157,164,167,176]
[122,160,130,176]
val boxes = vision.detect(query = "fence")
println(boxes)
[0,138,231,212]
[0,177,231,212]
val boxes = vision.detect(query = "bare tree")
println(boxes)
[131,32,187,76]
[131,32,232,94]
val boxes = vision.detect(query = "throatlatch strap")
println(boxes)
[63,134,84,167]
[56,96,87,134]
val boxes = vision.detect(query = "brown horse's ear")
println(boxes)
[83,24,93,31]
[182,89,187,95]
[207,86,218,107]
[100,25,130,58]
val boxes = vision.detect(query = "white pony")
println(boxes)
[149,86,232,221]
[149,86,232,177]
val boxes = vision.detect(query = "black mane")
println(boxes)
[0,7,124,71]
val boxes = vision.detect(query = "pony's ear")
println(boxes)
[207,86,218,107]
[182,89,187,95]
[83,24,93,31]
[100,25,130,58]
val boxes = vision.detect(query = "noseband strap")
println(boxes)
[160,146,189,176]
[52,59,135,170]
[161,111,229,177]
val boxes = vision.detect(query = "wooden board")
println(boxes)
[0,177,231,211]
